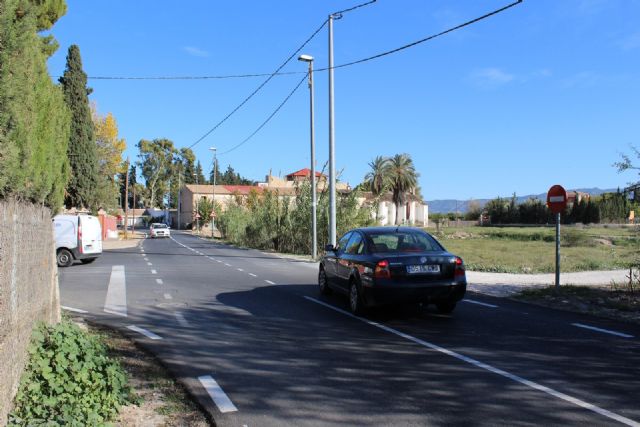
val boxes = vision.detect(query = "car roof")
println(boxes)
[351,226,427,235]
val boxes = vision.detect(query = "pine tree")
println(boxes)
[60,44,98,210]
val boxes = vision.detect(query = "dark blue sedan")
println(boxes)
[319,227,467,315]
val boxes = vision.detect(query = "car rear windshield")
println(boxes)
[367,231,443,253]
[154,224,168,228]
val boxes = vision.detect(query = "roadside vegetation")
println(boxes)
[434,225,639,273]
[9,319,135,425]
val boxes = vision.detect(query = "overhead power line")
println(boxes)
[186,19,328,150]
[218,73,308,156]
[332,0,377,16]
[318,0,523,72]
[83,71,304,80]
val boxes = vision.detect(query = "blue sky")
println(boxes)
[46,0,640,201]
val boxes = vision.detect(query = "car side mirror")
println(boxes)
[325,244,335,252]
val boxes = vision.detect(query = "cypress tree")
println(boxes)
[60,44,98,210]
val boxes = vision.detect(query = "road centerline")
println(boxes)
[303,296,640,426]
[463,299,498,308]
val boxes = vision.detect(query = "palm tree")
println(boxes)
[364,156,389,195]
[364,156,390,223]
[386,153,419,225]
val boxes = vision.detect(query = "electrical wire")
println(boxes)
[217,73,308,156]
[84,71,304,80]
[332,0,377,16]
[186,19,328,150]
[317,0,523,72]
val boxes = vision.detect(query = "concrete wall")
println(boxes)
[0,200,60,425]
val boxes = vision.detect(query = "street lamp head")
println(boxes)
[209,147,217,152]
[298,54,314,63]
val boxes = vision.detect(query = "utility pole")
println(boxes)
[328,12,339,247]
[209,147,217,238]
[177,164,182,230]
[124,158,130,239]
[132,184,136,235]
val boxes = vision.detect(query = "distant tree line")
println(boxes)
[473,191,637,225]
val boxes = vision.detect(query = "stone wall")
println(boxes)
[0,200,60,425]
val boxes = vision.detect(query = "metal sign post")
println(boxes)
[547,185,568,292]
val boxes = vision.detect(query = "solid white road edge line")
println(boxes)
[198,375,238,413]
[104,265,127,317]
[303,296,640,427]
[127,325,162,340]
[61,306,88,314]
[572,323,634,339]
[462,299,498,308]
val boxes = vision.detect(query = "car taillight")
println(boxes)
[454,257,465,278]
[375,259,391,279]
[78,223,83,254]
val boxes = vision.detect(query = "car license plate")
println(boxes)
[406,264,440,274]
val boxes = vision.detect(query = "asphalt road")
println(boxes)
[59,231,640,426]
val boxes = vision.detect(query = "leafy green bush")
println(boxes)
[9,320,134,425]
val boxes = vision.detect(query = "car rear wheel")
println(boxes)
[436,301,457,314]
[349,280,365,315]
[318,267,332,295]
[57,249,74,267]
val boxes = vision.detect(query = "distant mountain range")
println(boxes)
[426,188,616,214]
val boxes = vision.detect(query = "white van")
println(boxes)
[53,214,103,267]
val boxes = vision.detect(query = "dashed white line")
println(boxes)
[144,257,149,261]
[248,273,257,277]
[265,280,275,285]
[147,262,153,266]
[174,312,189,327]
[127,325,162,340]
[237,268,244,272]
[156,278,163,285]
[164,293,173,300]
[216,260,222,263]
[104,265,127,317]
[198,375,238,413]
[462,299,498,308]
[224,263,232,267]
[303,296,640,427]
[151,269,157,274]
[572,323,634,339]
[61,306,88,314]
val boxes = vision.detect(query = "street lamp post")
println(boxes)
[209,147,217,238]
[194,173,199,233]
[328,13,340,247]
[298,54,317,259]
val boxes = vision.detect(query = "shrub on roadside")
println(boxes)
[9,320,134,425]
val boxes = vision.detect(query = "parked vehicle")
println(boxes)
[319,227,467,315]
[150,223,170,238]
[53,214,103,267]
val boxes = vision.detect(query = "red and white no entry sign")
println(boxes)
[547,185,567,214]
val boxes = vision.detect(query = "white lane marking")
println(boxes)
[237,268,244,272]
[144,257,149,261]
[104,265,127,317]
[572,323,634,339]
[156,278,163,285]
[198,375,238,413]
[224,263,232,267]
[164,293,173,300]
[147,262,153,266]
[265,280,275,285]
[174,312,189,327]
[304,296,640,427]
[216,260,222,263]
[248,273,257,277]
[463,299,498,308]
[127,325,162,340]
[151,269,157,274]
[61,306,88,314]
